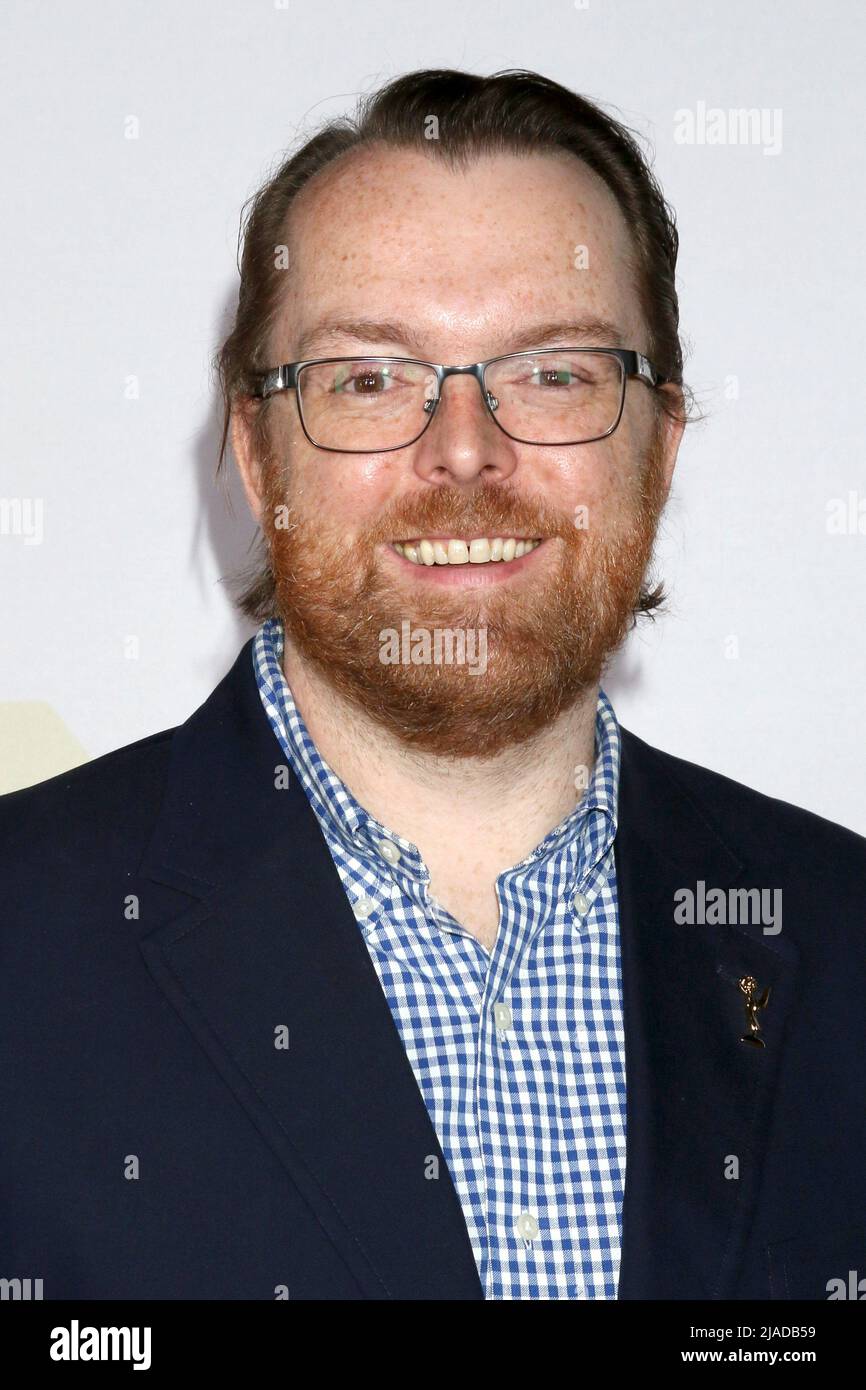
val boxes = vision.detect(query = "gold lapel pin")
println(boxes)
[738,975,771,1047]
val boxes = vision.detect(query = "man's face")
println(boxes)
[237,146,683,758]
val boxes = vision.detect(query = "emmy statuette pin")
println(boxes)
[738,974,771,1048]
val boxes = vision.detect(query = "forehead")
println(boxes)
[273,144,644,358]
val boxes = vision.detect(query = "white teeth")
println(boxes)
[469,538,491,564]
[392,537,542,566]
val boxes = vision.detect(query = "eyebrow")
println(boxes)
[293,315,628,360]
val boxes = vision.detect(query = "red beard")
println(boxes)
[260,425,668,758]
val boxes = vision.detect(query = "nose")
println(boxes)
[411,370,520,487]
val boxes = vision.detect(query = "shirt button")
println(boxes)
[377,839,402,866]
[493,1003,512,1032]
[352,895,376,919]
[515,1212,539,1241]
[573,890,590,915]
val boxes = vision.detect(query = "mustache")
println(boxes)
[361,484,570,547]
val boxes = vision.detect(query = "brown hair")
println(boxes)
[213,68,694,623]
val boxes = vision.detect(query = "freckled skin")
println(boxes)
[230,144,684,946]
[265,145,662,541]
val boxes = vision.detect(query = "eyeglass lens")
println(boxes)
[295,350,625,450]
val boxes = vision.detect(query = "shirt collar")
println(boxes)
[252,616,620,884]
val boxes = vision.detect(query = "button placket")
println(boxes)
[352,894,377,921]
[515,1211,539,1243]
[492,1002,512,1034]
[377,837,402,867]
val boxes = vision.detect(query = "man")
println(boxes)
[2,69,864,1302]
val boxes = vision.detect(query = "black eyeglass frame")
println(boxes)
[248,346,669,453]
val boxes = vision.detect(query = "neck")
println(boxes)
[280,631,599,880]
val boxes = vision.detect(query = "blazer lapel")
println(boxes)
[136,635,798,1301]
[614,727,799,1299]
[137,638,483,1300]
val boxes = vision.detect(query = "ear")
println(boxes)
[229,398,268,526]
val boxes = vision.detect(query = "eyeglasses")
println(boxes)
[249,347,668,453]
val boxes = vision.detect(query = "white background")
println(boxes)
[2,0,864,833]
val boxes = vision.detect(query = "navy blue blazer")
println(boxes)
[2,636,865,1300]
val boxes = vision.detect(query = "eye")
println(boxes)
[497,354,603,392]
[532,365,578,388]
[334,365,395,395]
[528,359,600,388]
[331,362,426,395]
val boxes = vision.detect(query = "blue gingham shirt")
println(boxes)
[253,616,626,1300]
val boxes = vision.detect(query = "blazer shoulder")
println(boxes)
[619,724,866,869]
[0,725,177,863]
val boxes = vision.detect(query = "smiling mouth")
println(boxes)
[391,536,543,567]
